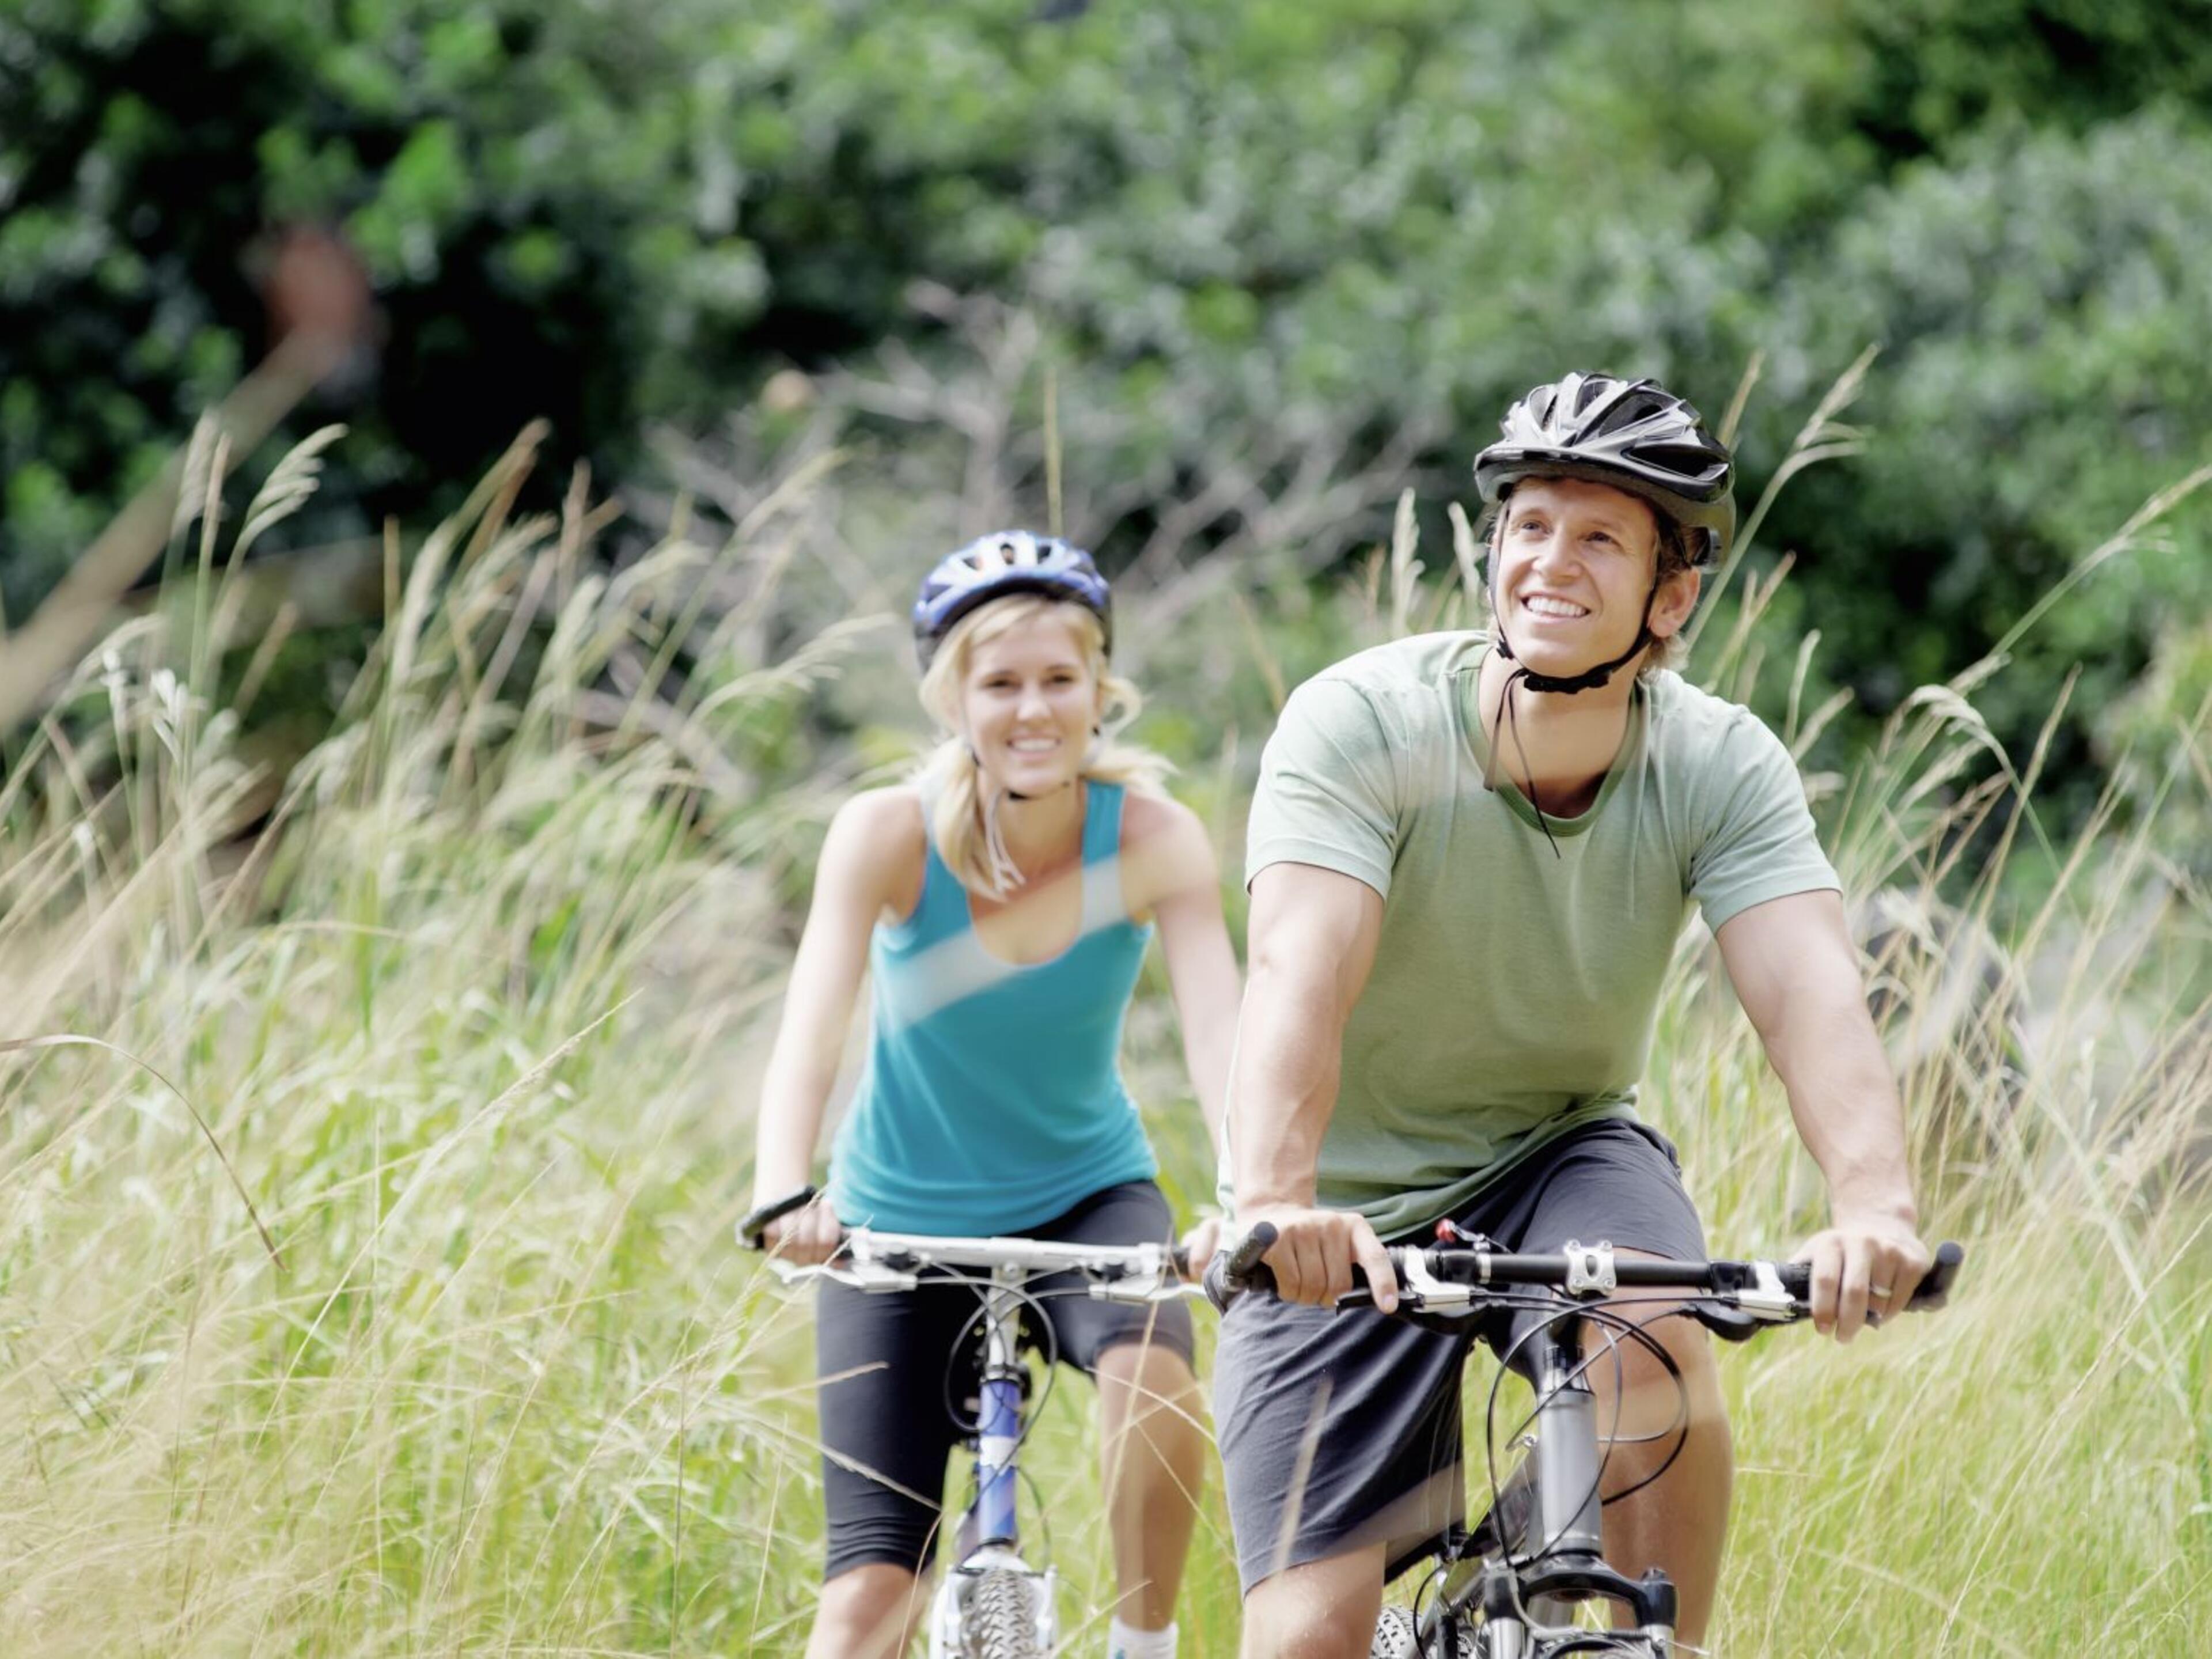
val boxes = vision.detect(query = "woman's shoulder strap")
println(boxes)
[1081,777,1126,864]
[1081,779,1152,932]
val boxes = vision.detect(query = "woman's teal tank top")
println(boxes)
[827,780,1158,1233]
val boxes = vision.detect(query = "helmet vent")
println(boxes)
[1472,370,1737,564]
[911,531,1114,670]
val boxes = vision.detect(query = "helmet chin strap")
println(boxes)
[964,742,1082,804]
[965,718,1100,805]
[1491,576,1658,695]
[963,733,1085,894]
[1484,567,1661,858]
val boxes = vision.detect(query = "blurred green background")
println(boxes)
[6,0,2211,851]
[6,7,2212,1654]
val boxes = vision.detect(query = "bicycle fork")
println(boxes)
[932,1266,1057,1659]
[1512,1313,1678,1652]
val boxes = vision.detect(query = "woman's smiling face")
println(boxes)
[959,608,1104,796]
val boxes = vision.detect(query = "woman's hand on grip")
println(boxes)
[752,1190,843,1267]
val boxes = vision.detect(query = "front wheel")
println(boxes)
[1372,1604,1478,1658]
[961,1567,1047,1659]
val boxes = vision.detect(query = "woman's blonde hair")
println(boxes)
[915,594,1170,896]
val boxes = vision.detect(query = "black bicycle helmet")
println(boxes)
[912,530,1112,672]
[1474,372,1734,566]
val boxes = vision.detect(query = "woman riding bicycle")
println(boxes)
[749,531,1240,1659]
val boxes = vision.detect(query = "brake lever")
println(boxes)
[1335,1252,1473,1315]
[1092,1279,1210,1305]
[1087,1244,1199,1304]
[1731,1259,1800,1322]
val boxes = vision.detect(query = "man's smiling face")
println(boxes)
[1493,476,1695,680]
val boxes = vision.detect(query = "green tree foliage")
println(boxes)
[1752,108,2212,813]
[0,0,764,611]
[5,0,2209,829]
[1835,0,2212,153]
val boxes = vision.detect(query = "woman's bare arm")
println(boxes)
[750,789,921,1260]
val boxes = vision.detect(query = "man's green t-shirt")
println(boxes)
[1237,631,1839,1240]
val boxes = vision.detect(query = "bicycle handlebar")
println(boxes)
[820,1229,1195,1282]
[744,1213,1200,1302]
[1207,1222,1964,1330]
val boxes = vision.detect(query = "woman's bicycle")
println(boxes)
[1211,1223,1964,1658]
[744,1198,1202,1659]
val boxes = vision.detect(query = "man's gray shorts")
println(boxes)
[1212,1119,1707,1593]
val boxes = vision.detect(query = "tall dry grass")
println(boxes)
[0,423,882,1656]
[0,376,2206,1656]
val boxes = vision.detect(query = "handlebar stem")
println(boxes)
[1560,1240,1616,1296]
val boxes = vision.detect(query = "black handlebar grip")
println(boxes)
[1204,1221,1279,1310]
[737,1184,819,1251]
[1229,1221,1279,1283]
[1775,1240,1965,1310]
[1910,1240,1965,1309]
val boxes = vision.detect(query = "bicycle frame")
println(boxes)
[929,1257,1057,1659]
[764,1228,1195,1659]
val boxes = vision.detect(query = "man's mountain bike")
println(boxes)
[1213,1224,1964,1658]
[753,1221,1200,1659]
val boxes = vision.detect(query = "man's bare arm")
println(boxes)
[1230,861,1398,1308]
[1716,888,1929,1340]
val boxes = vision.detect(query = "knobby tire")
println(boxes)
[1371,1604,1477,1658]
[961,1567,1044,1659]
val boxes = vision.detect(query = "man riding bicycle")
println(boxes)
[1215,372,1932,1656]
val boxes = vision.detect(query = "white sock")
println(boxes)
[1107,1615,1177,1659]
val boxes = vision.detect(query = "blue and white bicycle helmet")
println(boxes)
[912,530,1113,671]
